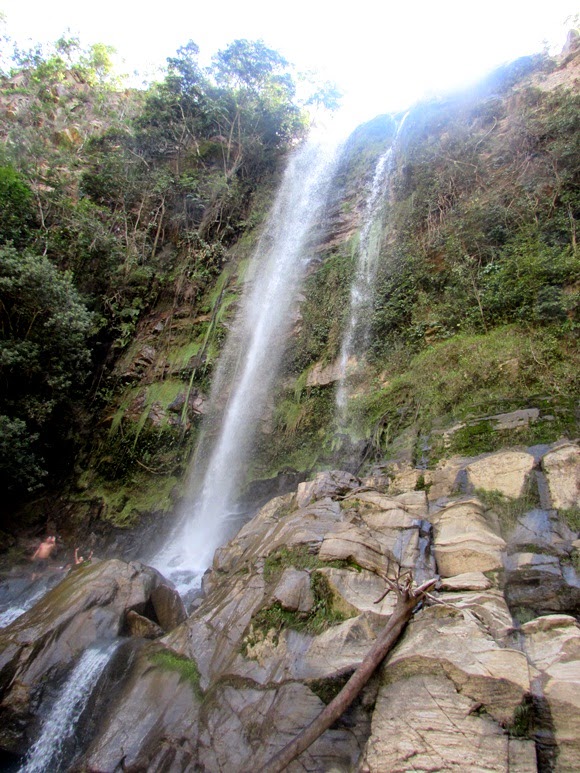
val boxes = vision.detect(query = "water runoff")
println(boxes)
[153,134,343,593]
[335,115,408,418]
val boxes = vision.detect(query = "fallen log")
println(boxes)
[259,576,437,773]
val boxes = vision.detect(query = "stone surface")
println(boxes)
[522,615,580,771]
[386,602,530,725]
[126,609,164,639]
[542,442,580,510]
[296,470,360,508]
[0,559,163,753]
[439,571,493,591]
[150,583,187,631]
[431,498,506,576]
[82,645,201,771]
[466,451,536,499]
[362,673,537,773]
[272,568,314,612]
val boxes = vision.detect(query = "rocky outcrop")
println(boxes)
[0,559,183,754]
[2,440,579,770]
[74,441,580,771]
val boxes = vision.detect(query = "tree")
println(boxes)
[0,246,93,495]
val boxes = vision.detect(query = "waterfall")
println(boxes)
[335,116,407,417]
[154,134,342,587]
[20,641,118,773]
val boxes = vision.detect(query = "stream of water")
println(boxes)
[19,641,119,773]
[335,116,407,418]
[153,134,343,590]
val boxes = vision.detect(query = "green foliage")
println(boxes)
[0,415,45,493]
[0,166,36,246]
[560,506,580,534]
[149,649,203,697]
[475,481,540,530]
[0,246,92,497]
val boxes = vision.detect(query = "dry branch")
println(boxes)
[258,576,437,773]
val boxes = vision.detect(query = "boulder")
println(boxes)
[439,571,493,591]
[521,615,580,771]
[126,610,164,639]
[362,673,537,773]
[541,443,580,510]
[296,470,359,508]
[272,569,314,612]
[0,559,163,753]
[466,451,536,499]
[150,583,187,631]
[431,498,506,576]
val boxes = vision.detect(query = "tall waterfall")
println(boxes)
[20,641,118,773]
[335,117,407,416]
[154,135,342,584]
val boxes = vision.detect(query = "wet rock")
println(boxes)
[504,551,580,615]
[521,615,580,771]
[508,509,576,556]
[0,559,163,752]
[272,569,314,612]
[542,442,580,510]
[150,583,187,631]
[296,470,360,508]
[466,450,536,498]
[431,498,506,576]
[82,645,201,771]
[126,610,164,639]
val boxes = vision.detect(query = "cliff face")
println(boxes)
[1,439,578,770]
[0,37,578,773]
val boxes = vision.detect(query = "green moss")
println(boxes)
[476,480,540,530]
[245,571,349,647]
[263,544,357,584]
[149,649,203,697]
[560,506,580,534]
[308,672,352,704]
[84,471,181,528]
[504,697,534,738]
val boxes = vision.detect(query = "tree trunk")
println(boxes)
[259,578,436,773]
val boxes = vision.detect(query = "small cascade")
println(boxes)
[153,134,343,589]
[20,641,118,773]
[335,115,407,418]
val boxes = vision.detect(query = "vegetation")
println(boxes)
[0,27,326,528]
[150,648,203,697]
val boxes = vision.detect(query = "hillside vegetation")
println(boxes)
[0,29,578,541]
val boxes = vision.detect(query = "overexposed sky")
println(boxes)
[1,0,577,128]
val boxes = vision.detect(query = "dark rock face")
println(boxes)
[0,559,185,755]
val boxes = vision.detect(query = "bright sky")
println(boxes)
[1,0,578,130]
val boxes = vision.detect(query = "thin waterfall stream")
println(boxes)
[19,641,119,773]
[336,116,407,419]
[153,134,343,591]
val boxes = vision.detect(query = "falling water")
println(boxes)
[20,641,118,773]
[154,135,342,587]
[335,116,407,416]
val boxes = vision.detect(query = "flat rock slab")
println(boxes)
[542,443,580,509]
[466,451,536,499]
[439,571,493,591]
[362,673,537,773]
[431,499,506,576]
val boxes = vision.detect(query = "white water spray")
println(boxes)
[20,641,118,773]
[154,135,342,586]
[336,116,407,416]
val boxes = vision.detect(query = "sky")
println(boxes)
[1,0,578,130]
